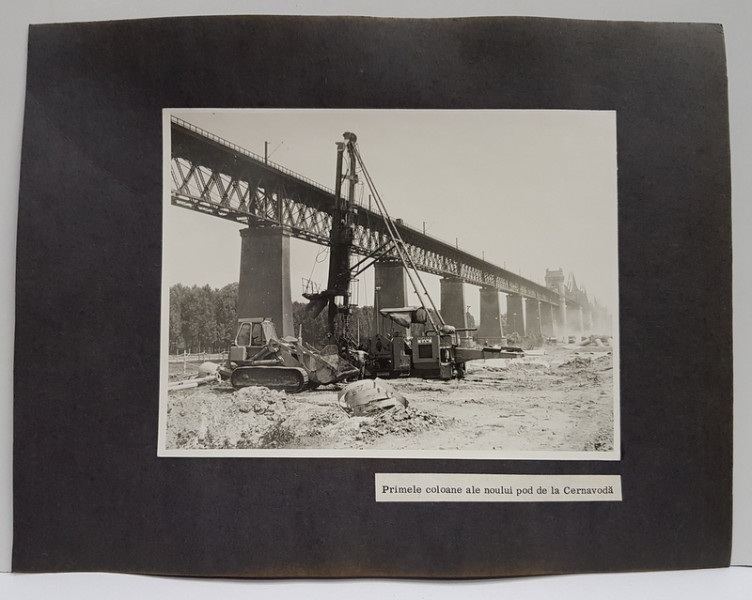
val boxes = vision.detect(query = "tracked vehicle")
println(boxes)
[223,317,359,393]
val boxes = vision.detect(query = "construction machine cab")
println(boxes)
[411,332,457,380]
[230,318,278,361]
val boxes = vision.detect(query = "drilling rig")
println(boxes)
[304,132,523,382]
[221,130,520,395]
[302,132,362,363]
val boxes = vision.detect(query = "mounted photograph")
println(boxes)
[159,109,619,459]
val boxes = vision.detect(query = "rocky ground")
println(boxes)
[164,344,615,454]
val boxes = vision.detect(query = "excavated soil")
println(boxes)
[164,345,615,453]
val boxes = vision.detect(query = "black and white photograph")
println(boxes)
[159,109,619,459]
[7,8,741,590]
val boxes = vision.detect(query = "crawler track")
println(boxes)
[230,366,309,393]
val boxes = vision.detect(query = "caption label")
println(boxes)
[375,473,622,502]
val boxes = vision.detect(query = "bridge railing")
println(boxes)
[171,116,337,196]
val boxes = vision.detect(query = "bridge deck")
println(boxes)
[170,117,575,307]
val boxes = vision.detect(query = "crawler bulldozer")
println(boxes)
[221,318,359,393]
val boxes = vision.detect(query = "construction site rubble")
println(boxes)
[165,345,615,453]
[357,407,448,441]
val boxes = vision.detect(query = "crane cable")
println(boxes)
[305,245,329,294]
[351,143,445,333]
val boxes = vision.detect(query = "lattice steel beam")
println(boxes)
[170,118,584,308]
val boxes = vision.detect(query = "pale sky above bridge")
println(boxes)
[164,109,618,316]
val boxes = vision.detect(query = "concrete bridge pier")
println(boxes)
[582,309,591,334]
[440,277,468,333]
[238,226,293,337]
[556,299,567,339]
[373,259,408,336]
[540,302,555,337]
[566,304,584,336]
[525,298,542,337]
[566,305,577,335]
[545,268,567,340]
[477,286,504,345]
[506,293,525,337]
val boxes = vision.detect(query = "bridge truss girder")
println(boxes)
[170,119,576,308]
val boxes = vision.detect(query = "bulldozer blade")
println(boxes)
[298,347,359,386]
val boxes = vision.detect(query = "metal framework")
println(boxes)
[170,117,586,308]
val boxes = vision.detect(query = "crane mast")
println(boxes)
[303,132,359,353]
[326,132,358,341]
[309,130,445,344]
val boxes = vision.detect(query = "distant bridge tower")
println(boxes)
[565,273,588,334]
[545,268,567,338]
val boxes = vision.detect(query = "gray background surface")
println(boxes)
[1,0,749,596]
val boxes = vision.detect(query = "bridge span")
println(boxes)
[169,117,610,341]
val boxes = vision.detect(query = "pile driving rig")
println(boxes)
[302,132,362,363]
[224,130,522,393]
[304,131,523,381]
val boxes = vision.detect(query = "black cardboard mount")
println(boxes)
[13,16,732,577]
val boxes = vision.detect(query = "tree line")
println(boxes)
[168,283,378,354]
[169,283,239,354]
[169,283,485,355]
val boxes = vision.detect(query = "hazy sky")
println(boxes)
[164,109,618,316]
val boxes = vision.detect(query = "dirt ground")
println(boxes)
[164,343,615,454]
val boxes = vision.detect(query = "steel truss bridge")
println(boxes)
[170,117,587,309]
